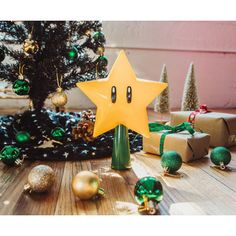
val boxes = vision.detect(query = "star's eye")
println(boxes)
[111,86,116,103]
[126,86,132,103]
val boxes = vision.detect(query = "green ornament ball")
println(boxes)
[134,176,163,205]
[13,79,30,95]
[0,145,21,165]
[51,127,65,141]
[93,31,105,43]
[97,55,108,70]
[15,131,31,144]
[161,151,182,173]
[66,46,78,61]
[210,146,231,166]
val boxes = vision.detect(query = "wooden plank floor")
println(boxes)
[0,109,236,215]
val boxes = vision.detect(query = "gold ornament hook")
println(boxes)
[138,195,157,215]
[162,167,183,178]
[18,64,25,80]
[220,162,226,170]
[55,67,63,88]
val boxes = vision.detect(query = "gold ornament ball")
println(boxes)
[96,46,105,55]
[23,35,39,55]
[24,165,55,193]
[84,30,91,36]
[51,88,68,107]
[72,171,102,200]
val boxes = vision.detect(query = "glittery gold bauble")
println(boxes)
[51,87,68,107]
[23,34,39,55]
[96,46,105,55]
[72,171,104,200]
[84,30,91,36]
[24,165,55,193]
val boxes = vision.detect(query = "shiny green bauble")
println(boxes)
[93,31,105,43]
[51,127,65,141]
[161,151,182,173]
[0,145,21,165]
[97,55,108,70]
[134,176,163,205]
[210,146,231,166]
[13,79,30,95]
[66,46,78,61]
[15,131,31,144]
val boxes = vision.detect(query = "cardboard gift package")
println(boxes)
[143,131,210,163]
[170,111,236,147]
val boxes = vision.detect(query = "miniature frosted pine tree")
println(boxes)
[181,62,199,111]
[154,64,170,113]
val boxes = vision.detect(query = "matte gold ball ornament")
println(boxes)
[51,87,68,107]
[72,171,104,200]
[24,165,55,193]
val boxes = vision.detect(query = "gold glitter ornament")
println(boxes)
[51,70,68,108]
[23,33,39,55]
[24,165,55,193]
[51,87,68,107]
[96,46,105,55]
[72,171,104,200]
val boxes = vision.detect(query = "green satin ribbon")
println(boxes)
[149,122,195,156]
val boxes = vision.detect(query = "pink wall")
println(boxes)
[103,22,236,109]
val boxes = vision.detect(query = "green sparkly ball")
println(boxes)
[93,31,105,43]
[161,151,182,173]
[15,131,31,144]
[13,79,30,95]
[66,46,78,61]
[97,55,108,70]
[51,127,65,141]
[210,146,231,166]
[0,145,21,165]
[134,176,163,205]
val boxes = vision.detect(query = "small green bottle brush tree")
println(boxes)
[154,64,170,114]
[181,62,199,111]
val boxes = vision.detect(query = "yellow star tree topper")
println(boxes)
[77,50,168,138]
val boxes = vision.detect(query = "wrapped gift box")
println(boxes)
[143,131,210,163]
[170,111,236,147]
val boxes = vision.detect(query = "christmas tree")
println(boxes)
[0,21,142,162]
[0,21,107,110]
[181,62,199,111]
[154,64,170,113]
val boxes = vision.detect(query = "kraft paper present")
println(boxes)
[170,111,236,147]
[143,131,210,163]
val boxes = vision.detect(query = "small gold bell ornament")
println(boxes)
[24,165,55,193]
[72,171,104,200]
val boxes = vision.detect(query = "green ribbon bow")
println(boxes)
[148,122,195,156]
